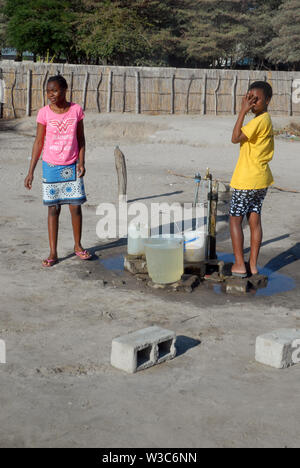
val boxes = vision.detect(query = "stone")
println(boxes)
[204,271,223,283]
[225,277,251,294]
[124,255,148,275]
[255,329,300,369]
[111,326,176,373]
[147,281,167,290]
[248,274,268,290]
[184,261,206,278]
[147,275,200,292]
[98,279,107,287]
[135,274,149,282]
[171,275,200,292]
[218,182,230,193]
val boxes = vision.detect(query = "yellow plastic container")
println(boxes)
[145,237,184,284]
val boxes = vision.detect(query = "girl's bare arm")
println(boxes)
[231,94,257,144]
[76,120,86,177]
[24,123,46,189]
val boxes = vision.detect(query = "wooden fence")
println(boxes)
[1,62,300,119]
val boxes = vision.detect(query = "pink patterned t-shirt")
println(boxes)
[37,103,84,165]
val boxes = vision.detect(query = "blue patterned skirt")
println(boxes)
[42,161,87,206]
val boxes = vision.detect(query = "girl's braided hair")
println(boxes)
[47,75,68,90]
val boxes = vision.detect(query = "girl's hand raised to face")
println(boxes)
[241,93,257,114]
[24,173,34,190]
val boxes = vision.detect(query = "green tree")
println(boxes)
[242,0,283,70]
[266,0,300,69]
[75,0,192,66]
[4,0,77,61]
[74,0,150,65]
[183,0,250,68]
[0,0,7,51]
[130,0,192,66]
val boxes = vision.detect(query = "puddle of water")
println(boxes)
[217,252,296,297]
[98,251,296,297]
[99,254,124,272]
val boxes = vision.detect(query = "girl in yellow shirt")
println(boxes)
[230,81,274,277]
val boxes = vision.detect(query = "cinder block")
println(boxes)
[111,326,176,373]
[255,329,300,369]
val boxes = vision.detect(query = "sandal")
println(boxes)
[74,249,92,260]
[42,258,58,268]
[231,271,247,278]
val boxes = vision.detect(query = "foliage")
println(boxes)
[0,0,7,49]
[266,0,300,67]
[4,0,76,60]
[242,0,284,69]
[2,0,300,69]
[183,1,253,68]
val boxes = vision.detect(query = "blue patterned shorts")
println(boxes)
[229,188,268,217]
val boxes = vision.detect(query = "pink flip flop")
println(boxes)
[74,249,92,260]
[42,258,58,267]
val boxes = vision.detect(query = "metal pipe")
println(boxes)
[193,172,201,207]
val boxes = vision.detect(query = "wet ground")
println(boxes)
[75,239,300,309]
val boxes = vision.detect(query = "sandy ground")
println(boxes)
[0,111,300,448]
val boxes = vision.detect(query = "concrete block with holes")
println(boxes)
[111,326,176,373]
[255,329,300,369]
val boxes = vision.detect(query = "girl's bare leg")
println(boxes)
[230,215,246,274]
[69,204,83,251]
[69,205,91,259]
[247,212,263,275]
[44,205,60,263]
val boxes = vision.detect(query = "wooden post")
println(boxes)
[26,70,32,117]
[11,70,17,119]
[107,70,113,113]
[135,71,140,114]
[69,71,74,103]
[186,75,194,114]
[201,73,207,115]
[289,78,293,117]
[96,71,103,113]
[247,76,251,92]
[232,74,238,115]
[42,70,48,107]
[114,146,127,198]
[122,72,126,113]
[171,73,175,114]
[0,67,3,119]
[214,77,221,116]
[209,180,219,260]
[82,71,89,111]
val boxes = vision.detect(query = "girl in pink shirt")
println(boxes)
[24,75,91,267]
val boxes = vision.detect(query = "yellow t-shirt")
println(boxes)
[230,112,274,190]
